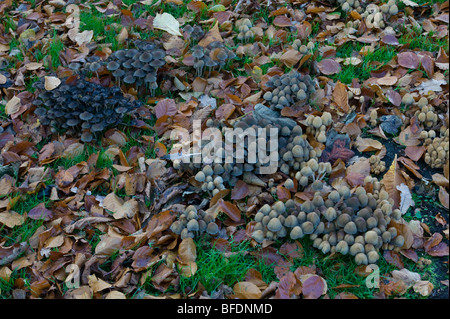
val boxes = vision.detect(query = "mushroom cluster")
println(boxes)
[263,71,316,110]
[236,18,255,42]
[369,109,378,127]
[419,129,437,146]
[252,176,407,266]
[338,0,365,14]
[104,41,166,95]
[292,39,315,54]
[194,165,227,196]
[277,124,319,176]
[183,24,205,42]
[424,127,449,169]
[304,112,333,144]
[170,205,220,239]
[361,1,398,29]
[369,155,386,175]
[191,41,236,77]
[32,78,142,142]
[415,97,439,129]
[292,160,332,191]
[174,115,281,189]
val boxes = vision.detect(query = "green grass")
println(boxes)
[0,268,31,299]
[0,192,47,246]
[330,44,397,84]
[140,238,276,296]
[290,237,440,299]
[48,31,65,69]
[399,30,449,53]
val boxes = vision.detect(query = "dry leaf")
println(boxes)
[5,96,21,115]
[233,281,262,299]
[413,281,434,297]
[396,183,415,215]
[44,76,61,91]
[153,13,182,36]
[0,211,26,228]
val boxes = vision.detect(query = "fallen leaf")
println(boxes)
[397,52,419,69]
[233,281,262,299]
[153,13,182,36]
[5,96,21,115]
[413,281,434,297]
[317,59,341,75]
[0,211,25,228]
[44,76,61,91]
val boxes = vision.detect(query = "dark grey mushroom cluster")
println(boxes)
[191,41,236,77]
[32,78,142,142]
[252,176,407,266]
[263,71,316,110]
[183,24,205,41]
[105,42,166,95]
[170,205,220,239]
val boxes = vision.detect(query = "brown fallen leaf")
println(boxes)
[233,281,262,299]
[317,59,341,75]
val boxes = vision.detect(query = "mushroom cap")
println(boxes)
[336,240,349,255]
[344,221,357,235]
[350,243,365,256]
[364,230,379,245]
[393,235,405,247]
[355,253,368,265]
[79,111,94,121]
[206,222,219,235]
[186,219,199,232]
[260,204,271,215]
[284,215,298,228]
[170,220,184,235]
[290,226,304,240]
[252,230,265,243]
[324,207,337,222]
[301,221,314,234]
[307,212,320,227]
[267,217,283,233]
[195,171,206,182]
[273,201,286,214]
[367,250,379,264]
[336,213,352,228]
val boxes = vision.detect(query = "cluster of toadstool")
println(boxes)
[236,18,255,42]
[338,0,366,14]
[183,24,205,42]
[170,205,220,239]
[263,71,316,110]
[32,78,142,142]
[424,127,449,169]
[369,155,386,175]
[191,41,236,77]
[104,41,166,95]
[304,112,333,144]
[361,1,398,29]
[415,97,439,129]
[252,176,407,266]
[292,39,315,54]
